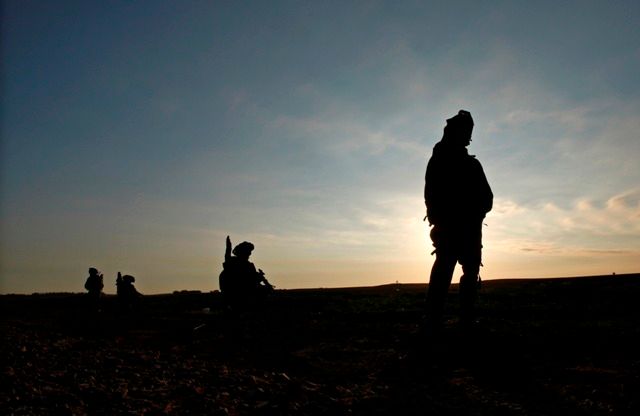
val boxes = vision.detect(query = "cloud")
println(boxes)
[486,190,640,257]
[268,112,426,156]
[488,105,593,134]
[608,190,640,212]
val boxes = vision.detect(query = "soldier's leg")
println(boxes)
[459,262,480,325]
[459,223,483,325]
[426,253,457,327]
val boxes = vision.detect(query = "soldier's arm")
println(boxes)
[474,160,493,214]
[424,159,431,208]
[424,158,442,224]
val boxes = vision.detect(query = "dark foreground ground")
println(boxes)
[2,274,640,415]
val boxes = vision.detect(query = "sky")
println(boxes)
[2,0,639,294]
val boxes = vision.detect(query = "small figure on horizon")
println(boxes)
[219,236,274,310]
[424,110,493,331]
[84,267,104,311]
[116,271,142,313]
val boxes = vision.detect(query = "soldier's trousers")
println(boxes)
[426,222,483,325]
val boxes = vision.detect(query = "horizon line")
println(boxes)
[2,272,638,296]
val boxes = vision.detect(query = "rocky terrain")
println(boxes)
[2,274,640,415]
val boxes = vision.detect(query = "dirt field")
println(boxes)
[2,274,640,415]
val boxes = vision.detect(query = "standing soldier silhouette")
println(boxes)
[424,110,493,330]
[84,267,104,312]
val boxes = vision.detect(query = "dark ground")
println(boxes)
[2,274,640,415]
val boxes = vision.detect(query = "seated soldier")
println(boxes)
[116,271,142,312]
[219,236,274,309]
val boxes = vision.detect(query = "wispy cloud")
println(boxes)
[269,112,426,157]
[487,189,640,256]
[487,106,594,134]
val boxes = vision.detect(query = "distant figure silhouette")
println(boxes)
[84,267,104,311]
[424,110,493,330]
[219,236,274,310]
[116,272,142,313]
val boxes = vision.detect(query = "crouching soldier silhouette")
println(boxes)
[219,236,274,310]
[84,267,104,312]
[116,272,142,313]
[424,110,493,331]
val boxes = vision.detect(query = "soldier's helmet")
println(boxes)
[232,241,255,257]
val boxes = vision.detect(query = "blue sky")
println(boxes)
[2,1,639,293]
